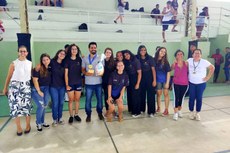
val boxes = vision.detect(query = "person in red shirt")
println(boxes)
[211,48,224,83]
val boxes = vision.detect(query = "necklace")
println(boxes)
[192,59,200,74]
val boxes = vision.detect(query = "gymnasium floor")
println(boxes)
[0,83,230,153]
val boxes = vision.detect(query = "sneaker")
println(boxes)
[58,119,65,125]
[149,113,154,118]
[68,116,73,124]
[189,111,195,120]
[98,113,104,120]
[178,111,183,118]
[52,121,58,127]
[132,114,140,118]
[114,20,117,24]
[86,115,91,122]
[74,115,82,122]
[162,109,169,116]
[37,124,42,132]
[173,113,178,121]
[42,123,50,128]
[195,113,201,121]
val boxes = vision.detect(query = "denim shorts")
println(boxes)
[156,82,167,90]
[68,84,82,92]
[162,20,176,31]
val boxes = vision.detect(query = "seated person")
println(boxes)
[107,61,129,122]
[151,4,161,25]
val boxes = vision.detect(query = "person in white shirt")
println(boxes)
[162,1,179,43]
[3,45,32,136]
[187,49,214,121]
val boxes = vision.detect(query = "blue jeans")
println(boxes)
[188,82,206,112]
[50,86,65,121]
[85,84,103,116]
[31,86,50,125]
[224,67,230,81]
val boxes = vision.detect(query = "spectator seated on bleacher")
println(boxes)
[0,20,5,41]
[150,4,161,25]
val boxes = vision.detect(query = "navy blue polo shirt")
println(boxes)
[32,68,51,86]
[50,59,65,87]
[65,57,82,85]
[108,71,129,98]
[124,58,141,75]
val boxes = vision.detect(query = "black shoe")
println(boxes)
[42,123,50,128]
[114,20,117,24]
[74,115,82,122]
[17,131,23,136]
[86,116,91,122]
[98,113,104,120]
[24,127,31,134]
[68,116,73,124]
[37,125,42,132]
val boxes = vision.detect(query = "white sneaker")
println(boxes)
[52,120,58,127]
[58,119,65,125]
[149,113,154,118]
[195,113,201,121]
[132,114,140,118]
[178,111,183,118]
[173,113,178,121]
[189,111,195,120]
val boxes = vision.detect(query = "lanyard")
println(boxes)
[88,54,97,65]
[193,59,200,72]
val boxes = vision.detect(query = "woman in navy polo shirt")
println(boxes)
[32,53,51,131]
[65,44,82,124]
[102,48,115,117]
[136,45,156,117]
[123,50,142,118]
[107,61,129,122]
[50,49,66,126]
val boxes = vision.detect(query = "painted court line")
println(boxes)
[0,116,12,132]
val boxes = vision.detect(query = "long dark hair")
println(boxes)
[39,53,51,77]
[66,44,81,59]
[104,47,115,68]
[122,49,135,61]
[154,47,169,67]
[53,49,66,61]
[136,45,150,59]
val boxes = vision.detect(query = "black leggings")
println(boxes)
[172,84,188,108]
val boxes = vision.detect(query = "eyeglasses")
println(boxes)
[19,51,27,53]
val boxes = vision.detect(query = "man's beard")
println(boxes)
[91,50,96,55]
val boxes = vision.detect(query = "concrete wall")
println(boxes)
[0,39,213,89]
[210,34,230,82]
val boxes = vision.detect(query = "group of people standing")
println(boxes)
[3,42,215,136]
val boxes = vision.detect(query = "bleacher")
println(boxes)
[0,0,229,42]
